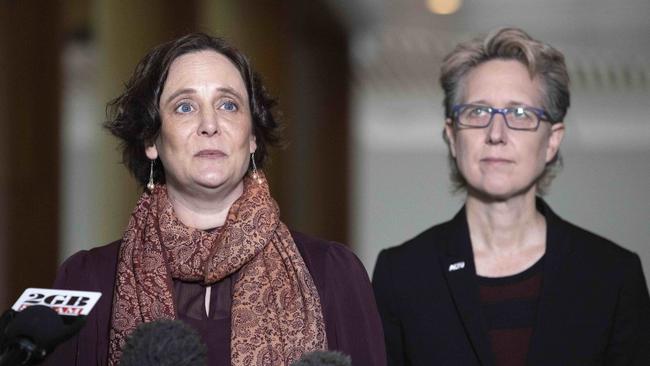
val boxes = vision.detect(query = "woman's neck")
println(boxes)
[165,181,244,230]
[465,189,545,255]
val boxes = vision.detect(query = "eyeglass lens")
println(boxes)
[457,105,539,130]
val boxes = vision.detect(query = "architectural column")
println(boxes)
[0,1,62,307]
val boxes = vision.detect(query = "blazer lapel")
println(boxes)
[526,198,573,364]
[439,208,494,366]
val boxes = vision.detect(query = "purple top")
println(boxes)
[173,278,232,365]
[42,231,386,366]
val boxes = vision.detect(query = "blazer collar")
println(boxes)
[526,198,574,363]
[439,197,573,264]
[439,207,495,366]
[438,198,574,366]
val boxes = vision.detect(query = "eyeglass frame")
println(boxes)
[450,104,556,131]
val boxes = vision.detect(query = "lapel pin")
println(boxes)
[448,261,465,272]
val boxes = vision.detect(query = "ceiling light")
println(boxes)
[427,0,462,15]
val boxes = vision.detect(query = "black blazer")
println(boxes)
[373,199,650,365]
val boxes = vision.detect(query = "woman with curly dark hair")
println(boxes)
[44,33,385,366]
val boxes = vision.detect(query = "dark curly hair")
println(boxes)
[105,33,281,187]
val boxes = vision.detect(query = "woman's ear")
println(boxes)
[444,119,457,158]
[546,122,565,163]
[145,142,158,160]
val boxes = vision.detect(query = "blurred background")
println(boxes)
[0,0,648,309]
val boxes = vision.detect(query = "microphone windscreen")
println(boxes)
[290,350,352,366]
[119,319,207,366]
[4,305,83,352]
[0,309,15,337]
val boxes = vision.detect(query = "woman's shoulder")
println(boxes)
[551,216,642,271]
[291,230,363,271]
[66,239,121,259]
[539,198,639,264]
[59,240,121,271]
[290,231,387,365]
[538,200,646,289]
[377,219,456,264]
[54,240,122,290]
[290,230,372,291]
[291,230,352,255]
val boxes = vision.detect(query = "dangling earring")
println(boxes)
[251,153,262,184]
[147,160,155,191]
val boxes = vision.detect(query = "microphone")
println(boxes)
[0,288,101,365]
[290,350,352,366]
[0,305,85,366]
[119,319,207,366]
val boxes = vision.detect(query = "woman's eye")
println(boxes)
[220,100,238,112]
[469,107,488,116]
[175,103,194,113]
[511,107,531,119]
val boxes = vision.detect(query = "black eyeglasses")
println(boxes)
[451,104,553,131]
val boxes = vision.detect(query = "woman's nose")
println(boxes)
[198,109,220,136]
[485,113,508,144]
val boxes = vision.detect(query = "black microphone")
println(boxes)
[290,350,352,366]
[119,319,207,366]
[0,305,85,366]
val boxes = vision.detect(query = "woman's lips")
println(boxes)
[481,157,513,164]
[195,149,227,158]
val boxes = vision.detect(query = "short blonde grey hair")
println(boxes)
[439,27,570,195]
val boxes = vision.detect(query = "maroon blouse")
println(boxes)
[42,231,386,366]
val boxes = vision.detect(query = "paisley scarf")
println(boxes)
[108,173,327,365]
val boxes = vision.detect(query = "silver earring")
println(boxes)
[251,153,262,184]
[147,160,155,191]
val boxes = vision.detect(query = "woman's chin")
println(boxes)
[194,170,249,192]
[468,181,536,202]
[190,173,230,190]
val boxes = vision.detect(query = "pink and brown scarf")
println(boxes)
[108,173,327,365]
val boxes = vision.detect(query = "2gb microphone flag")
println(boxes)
[12,288,102,316]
